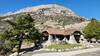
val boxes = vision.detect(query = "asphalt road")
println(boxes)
[21,43,100,56]
[22,50,100,56]
[75,50,100,56]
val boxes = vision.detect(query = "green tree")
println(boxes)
[83,18,100,39]
[0,13,40,55]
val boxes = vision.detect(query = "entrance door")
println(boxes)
[73,31,81,43]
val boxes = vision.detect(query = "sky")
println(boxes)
[0,0,100,20]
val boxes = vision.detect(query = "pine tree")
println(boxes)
[0,13,40,55]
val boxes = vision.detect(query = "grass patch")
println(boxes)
[45,44,81,50]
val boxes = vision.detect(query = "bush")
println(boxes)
[83,18,100,39]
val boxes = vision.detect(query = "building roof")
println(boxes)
[43,28,80,35]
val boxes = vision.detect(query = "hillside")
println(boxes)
[0,4,85,32]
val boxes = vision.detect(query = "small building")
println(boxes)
[41,28,84,46]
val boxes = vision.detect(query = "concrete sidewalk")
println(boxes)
[32,47,100,56]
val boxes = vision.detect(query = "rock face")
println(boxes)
[0,4,85,32]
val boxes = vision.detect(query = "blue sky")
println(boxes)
[0,0,100,20]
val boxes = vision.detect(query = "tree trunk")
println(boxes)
[17,33,23,55]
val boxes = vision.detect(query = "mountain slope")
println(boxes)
[0,4,85,32]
